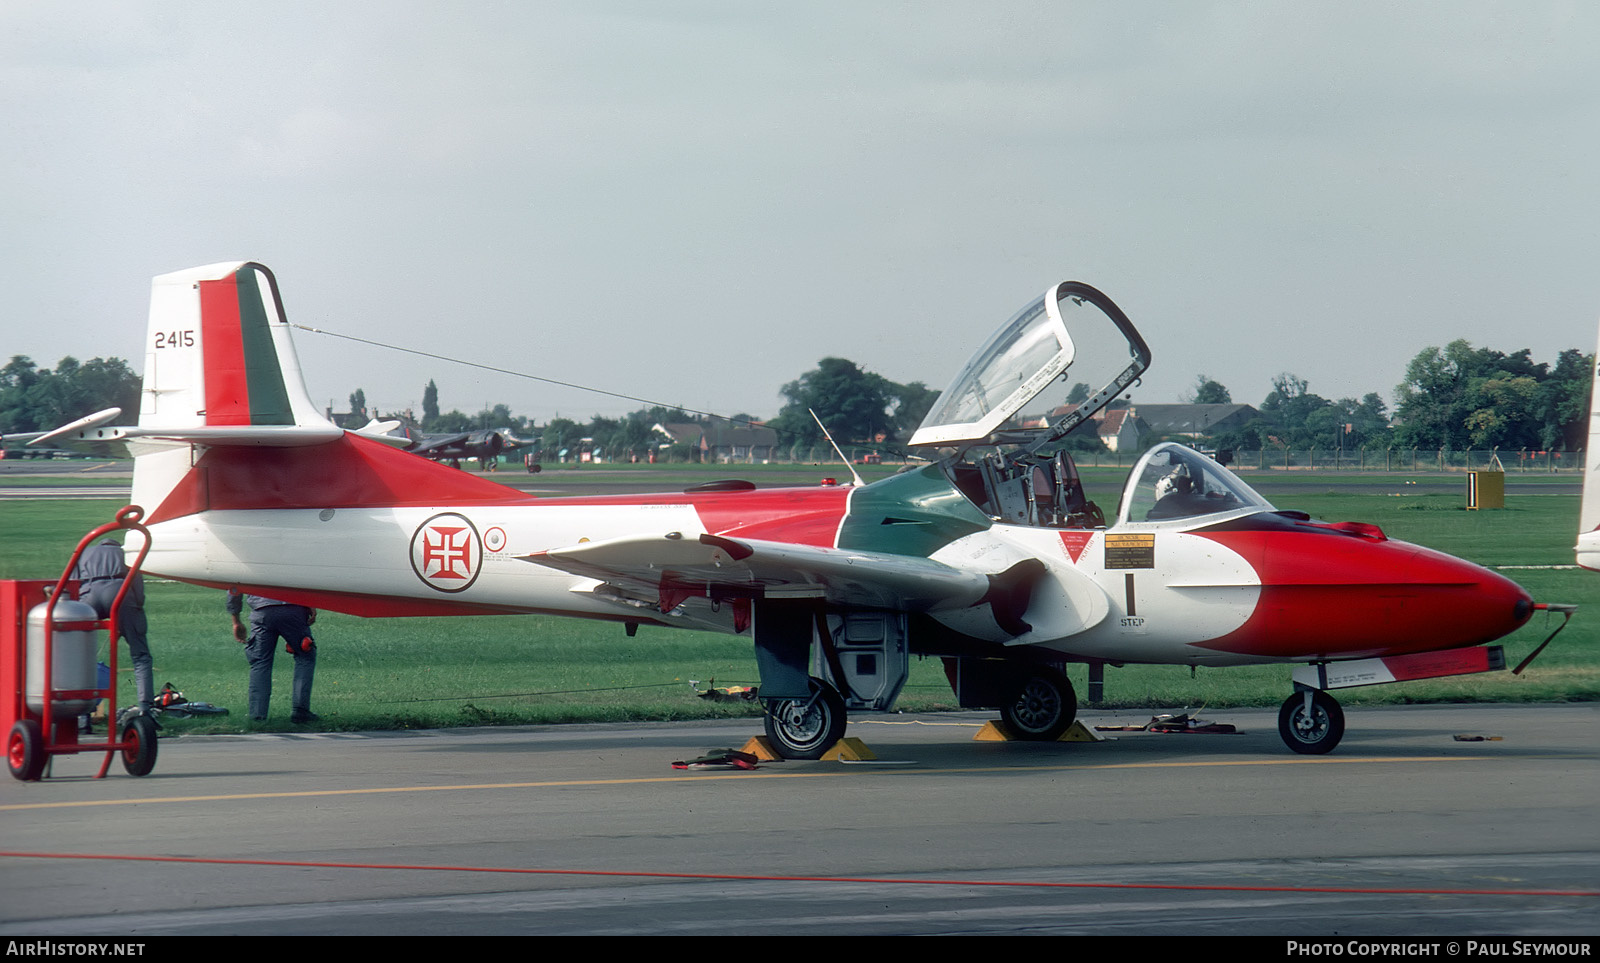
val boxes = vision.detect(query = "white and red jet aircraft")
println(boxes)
[69,262,1550,757]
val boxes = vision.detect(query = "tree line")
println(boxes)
[370,337,1594,460]
[4,336,1591,457]
[1204,341,1590,454]
[1,356,140,437]
[373,362,940,459]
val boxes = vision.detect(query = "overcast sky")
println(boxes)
[4,1,1597,427]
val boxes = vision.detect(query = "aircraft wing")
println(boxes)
[7,409,362,451]
[409,432,471,456]
[2,407,123,447]
[350,419,413,449]
[523,532,999,612]
[45,424,344,448]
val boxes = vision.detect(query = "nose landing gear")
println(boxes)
[1278,689,1344,754]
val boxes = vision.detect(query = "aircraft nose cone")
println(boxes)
[1513,596,1534,623]
[1189,524,1535,660]
[1412,546,1534,646]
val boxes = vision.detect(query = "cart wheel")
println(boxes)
[121,714,158,777]
[8,720,45,781]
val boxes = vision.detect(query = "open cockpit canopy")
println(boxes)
[903,282,1271,533]
[908,282,1150,452]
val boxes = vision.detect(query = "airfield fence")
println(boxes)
[1185,448,1580,473]
[766,447,1585,472]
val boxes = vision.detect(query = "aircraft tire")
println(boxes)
[1001,667,1077,741]
[1278,690,1344,755]
[121,714,158,777]
[8,720,46,782]
[762,678,847,760]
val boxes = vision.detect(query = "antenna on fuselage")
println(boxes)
[810,408,865,487]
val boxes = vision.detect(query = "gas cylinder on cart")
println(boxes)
[26,597,99,715]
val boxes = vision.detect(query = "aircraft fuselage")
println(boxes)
[140,435,1532,672]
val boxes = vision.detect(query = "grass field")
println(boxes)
[1,481,1593,735]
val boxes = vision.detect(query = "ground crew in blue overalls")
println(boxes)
[72,538,156,723]
[226,590,319,723]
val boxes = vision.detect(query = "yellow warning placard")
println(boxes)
[1104,533,1155,569]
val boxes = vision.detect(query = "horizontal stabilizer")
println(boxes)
[65,423,344,448]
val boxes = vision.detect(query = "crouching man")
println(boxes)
[226,590,319,724]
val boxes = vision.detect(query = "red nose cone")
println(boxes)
[1198,527,1535,661]
[1407,544,1534,648]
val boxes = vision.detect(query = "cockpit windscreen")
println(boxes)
[1120,443,1273,525]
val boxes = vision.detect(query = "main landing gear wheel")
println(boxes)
[763,678,847,760]
[120,714,158,777]
[1278,690,1344,755]
[1001,667,1078,741]
[7,720,45,782]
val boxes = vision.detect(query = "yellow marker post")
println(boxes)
[1467,470,1505,510]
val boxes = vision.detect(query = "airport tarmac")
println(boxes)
[2,703,1596,935]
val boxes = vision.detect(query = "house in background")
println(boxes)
[1095,407,1150,452]
[1121,404,1259,446]
[652,420,779,462]
[1045,402,1150,452]
[652,422,705,451]
[1047,402,1258,452]
[699,421,779,462]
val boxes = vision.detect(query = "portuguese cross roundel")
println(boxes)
[410,512,484,593]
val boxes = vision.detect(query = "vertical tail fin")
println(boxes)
[126,261,521,535]
[140,261,330,431]
[130,262,341,518]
